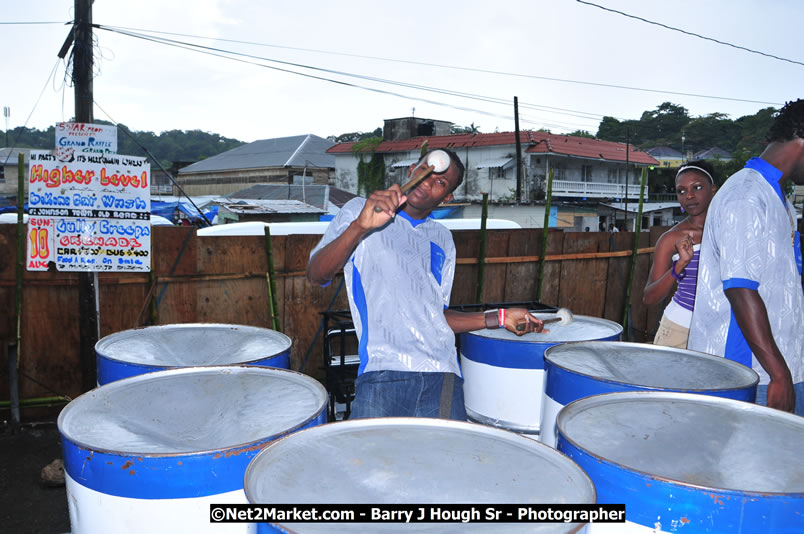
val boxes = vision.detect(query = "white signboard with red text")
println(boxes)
[26,150,151,272]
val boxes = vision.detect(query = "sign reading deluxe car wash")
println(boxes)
[26,150,151,272]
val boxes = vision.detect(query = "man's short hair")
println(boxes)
[419,149,465,192]
[766,99,804,143]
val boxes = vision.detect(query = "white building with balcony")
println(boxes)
[327,128,658,205]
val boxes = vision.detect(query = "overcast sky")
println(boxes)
[3,0,803,143]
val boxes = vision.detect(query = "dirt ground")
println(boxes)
[0,421,71,534]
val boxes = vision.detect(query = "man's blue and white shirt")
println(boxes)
[311,198,459,376]
[688,158,804,385]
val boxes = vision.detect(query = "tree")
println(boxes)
[451,122,481,134]
[683,113,741,155]
[568,130,595,139]
[327,127,382,143]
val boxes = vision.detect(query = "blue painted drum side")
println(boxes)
[558,435,802,533]
[459,333,548,369]
[95,324,292,385]
[59,366,327,500]
[556,392,804,533]
[96,351,291,385]
[544,360,757,405]
[61,410,324,499]
[460,329,621,369]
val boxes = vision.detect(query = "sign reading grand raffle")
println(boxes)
[55,122,118,160]
[26,150,151,272]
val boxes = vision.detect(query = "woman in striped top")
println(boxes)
[643,160,717,349]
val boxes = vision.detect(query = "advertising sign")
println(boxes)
[55,122,118,161]
[26,150,151,272]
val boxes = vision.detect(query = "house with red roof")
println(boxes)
[326,118,659,207]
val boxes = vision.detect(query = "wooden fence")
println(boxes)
[0,224,669,415]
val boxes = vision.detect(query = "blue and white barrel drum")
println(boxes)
[58,366,328,534]
[459,314,621,438]
[244,417,596,533]
[540,342,758,447]
[557,391,804,533]
[95,323,292,385]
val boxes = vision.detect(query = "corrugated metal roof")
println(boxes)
[328,131,657,165]
[693,147,732,160]
[0,147,30,165]
[646,146,683,158]
[178,134,335,174]
[215,198,325,215]
[602,202,679,213]
[229,184,357,210]
[476,157,513,169]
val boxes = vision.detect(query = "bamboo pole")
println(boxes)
[15,153,24,365]
[263,226,281,332]
[11,153,25,425]
[621,167,649,337]
[536,168,554,301]
[475,193,489,303]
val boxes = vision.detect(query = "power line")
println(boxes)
[2,58,62,167]
[576,0,804,68]
[98,23,782,107]
[0,21,68,25]
[96,25,591,131]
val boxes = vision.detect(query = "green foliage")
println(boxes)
[451,122,480,134]
[2,123,244,169]
[328,127,382,143]
[596,102,776,156]
[568,130,595,139]
[352,137,386,196]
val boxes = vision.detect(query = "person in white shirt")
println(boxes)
[688,99,804,414]
[307,149,544,419]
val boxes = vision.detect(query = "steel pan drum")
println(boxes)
[557,392,804,533]
[58,366,328,534]
[244,417,596,533]
[95,323,292,384]
[460,314,622,437]
[540,342,758,447]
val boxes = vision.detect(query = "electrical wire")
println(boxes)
[2,58,62,167]
[93,100,213,227]
[576,0,804,68]
[98,23,783,107]
[94,25,568,130]
[95,25,604,132]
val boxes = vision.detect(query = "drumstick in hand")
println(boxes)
[373,164,436,213]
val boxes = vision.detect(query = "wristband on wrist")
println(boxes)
[484,309,499,329]
[671,260,686,281]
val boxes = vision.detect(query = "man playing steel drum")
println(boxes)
[689,99,804,415]
[307,149,543,420]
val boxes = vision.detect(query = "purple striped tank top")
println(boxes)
[672,246,700,312]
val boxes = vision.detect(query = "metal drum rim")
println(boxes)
[557,390,804,497]
[544,341,760,391]
[57,365,328,458]
[243,417,597,504]
[94,322,292,366]
[463,314,623,342]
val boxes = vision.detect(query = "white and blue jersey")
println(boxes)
[311,198,459,376]
[688,158,804,386]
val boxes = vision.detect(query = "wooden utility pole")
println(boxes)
[514,97,522,204]
[73,0,99,390]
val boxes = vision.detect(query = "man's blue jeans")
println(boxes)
[349,370,467,421]
[755,381,804,416]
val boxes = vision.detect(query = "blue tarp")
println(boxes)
[150,201,217,223]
